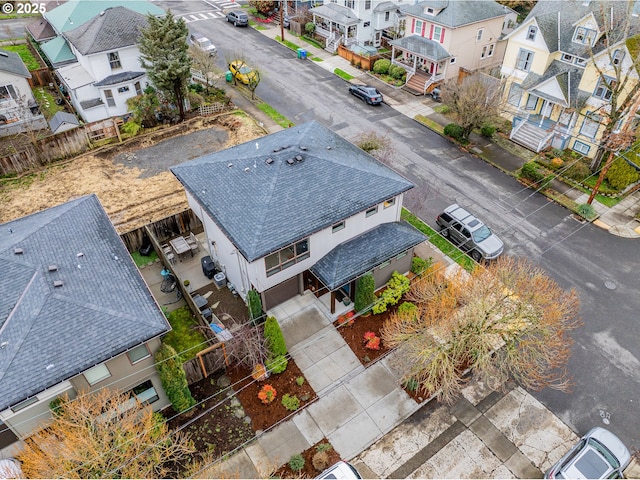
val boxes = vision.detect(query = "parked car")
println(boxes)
[544,427,631,479]
[188,32,216,56]
[226,10,249,27]
[436,204,504,261]
[316,461,362,479]
[348,84,383,105]
[228,60,257,85]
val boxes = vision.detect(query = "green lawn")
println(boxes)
[32,87,65,120]
[334,68,354,81]
[257,102,292,129]
[2,44,40,70]
[130,250,158,268]
[401,208,476,272]
[163,306,208,362]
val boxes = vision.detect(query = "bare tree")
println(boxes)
[382,257,581,404]
[188,46,218,94]
[440,73,504,140]
[356,131,394,165]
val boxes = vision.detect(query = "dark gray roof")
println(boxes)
[63,6,149,55]
[389,35,451,61]
[310,222,426,290]
[0,49,31,78]
[374,1,398,13]
[49,111,79,132]
[171,121,414,262]
[520,60,586,107]
[401,0,515,28]
[95,71,145,87]
[80,98,104,109]
[0,195,170,410]
[524,1,640,57]
[310,3,360,25]
[26,18,56,41]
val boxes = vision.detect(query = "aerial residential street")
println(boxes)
[155,0,640,451]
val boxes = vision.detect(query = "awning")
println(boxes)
[310,221,427,290]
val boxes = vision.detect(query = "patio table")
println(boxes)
[169,236,192,256]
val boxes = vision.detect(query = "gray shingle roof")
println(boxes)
[310,222,427,290]
[171,121,414,262]
[95,71,145,87]
[0,49,31,78]
[389,35,451,61]
[80,98,104,109]
[310,3,360,25]
[0,195,170,410]
[520,60,586,107]
[63,6,150,55]
[401,0,515,28]
[49,111,79,133]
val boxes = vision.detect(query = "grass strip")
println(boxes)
[334,68,354,81]
[256,102,292,129]
[415,114,444,135]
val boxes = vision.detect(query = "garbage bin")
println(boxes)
[225,70,232,82]
[300,49,307,60]
[214,272,227,289]
[296,48,303,59]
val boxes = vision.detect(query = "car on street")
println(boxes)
[188,32,216,56]
[544,427,631,479]
[228,60,257,85]
[436,204,504,261]
[348,84,383,105]
[316,461,362,479]
[226,10,249,27]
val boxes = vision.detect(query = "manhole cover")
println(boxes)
[604,281,616,290]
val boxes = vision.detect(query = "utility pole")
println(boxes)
[587,89,640,205]
[279,0,285,42]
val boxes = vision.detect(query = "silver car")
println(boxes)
[316,461,362,479]
[544,427,631,479]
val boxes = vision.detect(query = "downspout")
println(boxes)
[557,11,560,51]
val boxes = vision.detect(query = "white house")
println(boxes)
[171,121,427,312]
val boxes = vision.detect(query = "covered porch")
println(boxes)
[388,35,449,94]
[310,2,359,52]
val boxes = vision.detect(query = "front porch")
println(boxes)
[310,3,359,52]
[388,35,449,94]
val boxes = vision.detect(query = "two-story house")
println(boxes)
[389,0,517,94]
[0,49,47,137]
[171,121,427,312]
[0,195,171,451]
[499,0,640,158]
[32,0,164,123]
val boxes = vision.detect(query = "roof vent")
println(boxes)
[77,252,84,258]
[48,265,58,272]
[244,167,250,172]
[0,341,8,349]
[286,158,295,165]
[227,163,233,168]
[53,280,63,288]
[295,155,303,162]
[265,158,274,165]
[14,247,24,255]
[326,146,332,150]
[273,147,281,152]
[300,146,307,151]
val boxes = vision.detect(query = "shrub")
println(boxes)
[480,123,496,138]
[444,123,464,142]
[305,22,315,35]
[364,331,381,350]
[120,120,141,136]
[354,273,376,313]
[389,65,405,79]
[563,159,591,182]
[155,343,196,413]
[551,157,564,168]
[576,203,597,220]
[519,161,545,183]
[411,256,431,275]
[316,442,333,453]
[266,354,288,374]
[404,378,419,392]
[397,301,418,319]
[289,454,305,472]
[263,316,287,356]
[606,157,639,190]
[258,384,277,404]
[49,397,66,417]
[337,311,355,326]
[296,376,305,386]
[373,58,391,75]
[281,393,300,411]
[312,450,331,472]
[372,272,410,314]
[247,289,263,324]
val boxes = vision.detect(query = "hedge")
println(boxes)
[155,343,196,413]
[263,316,287,356]
[354,273,376,313]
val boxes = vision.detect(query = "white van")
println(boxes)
[189,32,217,56]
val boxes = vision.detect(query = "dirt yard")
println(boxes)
[0,114,266,233]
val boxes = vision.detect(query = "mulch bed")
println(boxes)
[272,438,342,478]
[227,360,317,432]
[333,311,392,365]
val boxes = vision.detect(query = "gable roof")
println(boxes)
[0,195,170,411]
[64,6,150,55]
[171,121,414,262]
[26,18,56,42]
[49,111,80,133]
[44,0,164,33]
[401,0,515,28]
[520,59,586,108]
[310,3,360,25]
[0,50,30,78]
[389,35,451,60]
[40,35,76,66]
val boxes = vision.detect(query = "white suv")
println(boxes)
[189,32,216,56]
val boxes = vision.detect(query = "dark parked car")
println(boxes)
[545,427,631,479]
[348,85,383,105]
[226,10,249,27]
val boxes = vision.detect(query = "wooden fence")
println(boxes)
[27,68,54,88]
[183,349,227,385]
[120,209,204,253]
[337,45,381,71]
[198,103,228,116]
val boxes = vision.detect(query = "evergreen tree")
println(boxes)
[138,10,191,120]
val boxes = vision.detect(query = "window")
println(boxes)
[516,48,534,71]
[481,45,487,59]
[108,51,121,70]
[562,53,574,63]
[612,49,624,66]
[117,86,130,94]
[265,238,310,277]
[0,84,17,103]
[575,57,586,66]
[507,82,523,106]
[580,113,601,138]
[378,261,391,270]
[395,252,407,260]
[104,89,115,107]
[127,344,150,364]
[526,25,537,41]
[594,77,616,100]
[573,26,596,45]
[135,81,142,95]
[383,197,396,208]
[84,363,111,385]
[363,21,370,27]
[426,7,434,15]
[487,44,494,57]
[366,206,378,217]
[365,0,371,9]
[11,396,38,413]
[450,57,456,64]
[131,380,159,405]
[414,19,423,34]
[432,25,443,42]
[332,221,345,233]
[525,94,538,110]
[476,28,484,42]
[573,140,591,155]
[385,11,390,21]
[345,0,354,8]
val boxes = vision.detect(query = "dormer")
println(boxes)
[422,4,443,16]
[571,12,600,47]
